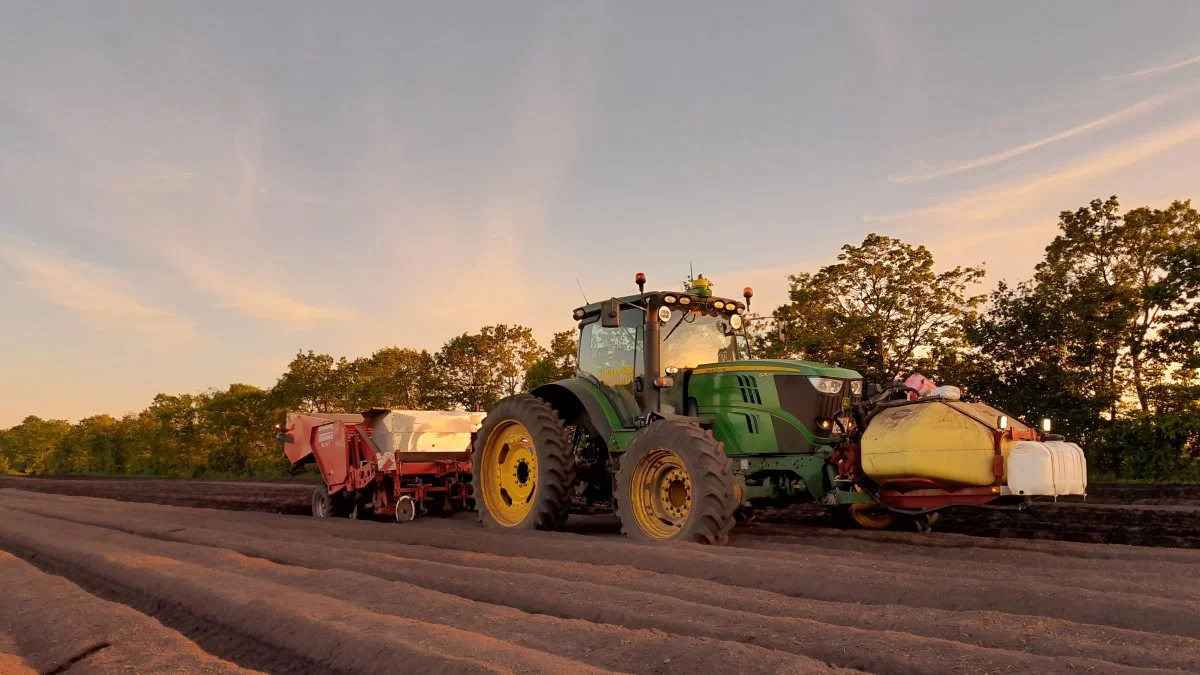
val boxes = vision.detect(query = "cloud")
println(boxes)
[352,5,611,346]
[851,2,904,74]
[178,259,351,328]
[87,98,358,331]
[1,245,194,343]
[867,117,1200,225]
[890,92,1182,184]
[1104,51,1200,84]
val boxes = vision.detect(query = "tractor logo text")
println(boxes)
[595,366,634,386]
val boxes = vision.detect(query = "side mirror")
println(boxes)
[601,298,622,328]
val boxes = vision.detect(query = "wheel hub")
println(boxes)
[631,449,694,539]
[479,421,539,526]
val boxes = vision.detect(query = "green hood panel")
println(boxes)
[691,359,861,380]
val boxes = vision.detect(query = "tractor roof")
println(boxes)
[573,290,747,320]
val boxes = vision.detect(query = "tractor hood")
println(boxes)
[691,359,861,380]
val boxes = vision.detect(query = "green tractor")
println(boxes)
[472,271,890,544]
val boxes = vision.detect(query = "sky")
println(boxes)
[2,1,1200,427]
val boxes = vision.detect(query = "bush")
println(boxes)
[1088,411,1200,481]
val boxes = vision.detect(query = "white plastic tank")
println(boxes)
[1006,440,1087,497]
[365,409,485,454]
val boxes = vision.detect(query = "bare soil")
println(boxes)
[0,549,251,674]
[6,476,1197,549]
[0,481,1198,674]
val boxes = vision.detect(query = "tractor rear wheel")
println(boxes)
[616,420,737,545]
[472,394,575,531]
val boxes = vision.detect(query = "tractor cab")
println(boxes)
[569,273,753,424]
[567,273,861,449]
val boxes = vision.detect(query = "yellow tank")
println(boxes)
[861,401,1031,487]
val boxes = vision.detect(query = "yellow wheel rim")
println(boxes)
[630,448,693,540]
[849,504,894,530]
[478,420,539,527]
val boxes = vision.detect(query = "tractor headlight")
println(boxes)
[729,314,743,329]
[714,300,725,309]
[664,295,677,304]
[678,296,691,305]
[657,306,672,323]
[807,377,843,395]
[849,380,862,396]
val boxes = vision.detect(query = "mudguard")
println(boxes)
[532,379,625,446]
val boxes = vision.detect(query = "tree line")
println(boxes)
[2,195,1197,481]
[0,327,578,478]
[760,196,1199,481]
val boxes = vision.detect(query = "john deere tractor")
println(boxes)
[473,272,873,544]
[472,272,1086,544]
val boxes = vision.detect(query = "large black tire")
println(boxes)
[472,394,575,531]
[311,487,355,518]
[616,419,737,545]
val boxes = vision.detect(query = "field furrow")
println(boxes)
[1,487,1198,674]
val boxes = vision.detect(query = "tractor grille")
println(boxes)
[774,374,861,438]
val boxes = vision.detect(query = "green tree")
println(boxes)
[1039,197,1200,414]
[136,393,211,476]
[767,233,986,384]
[963,196,1200,480]
[51,414,121,474]
[959,280,1117,442]
[438,324,543,410]
[523,330,579,391]
[1156,217,1200,402]
[343,347,449,411]
[271,350,352,413]
[199,384,278,475]
[0,416,71,475]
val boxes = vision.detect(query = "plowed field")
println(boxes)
[1,480,1198,674]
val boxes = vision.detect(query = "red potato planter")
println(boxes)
[280,408,484,521]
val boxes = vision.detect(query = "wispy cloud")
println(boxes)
[354,5,611,344]
[867,117,1200,225]
[890,92,1182,184]
[178,259,351,328]
[1,245,194,343]
[90,98,357,331]
[1104,51,1200,84]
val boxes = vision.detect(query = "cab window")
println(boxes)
[577,307,644,418]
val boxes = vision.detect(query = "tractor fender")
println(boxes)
[532,379,623,445]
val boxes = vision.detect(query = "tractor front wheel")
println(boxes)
[472,395,575,531]
[616,420,737,545]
